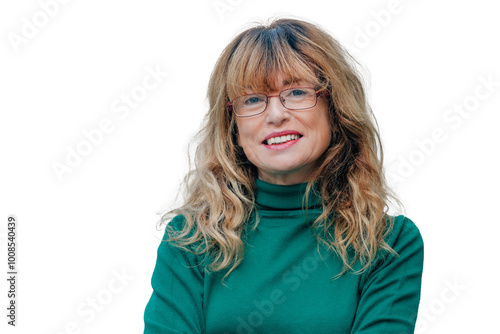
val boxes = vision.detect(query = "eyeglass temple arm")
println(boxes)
[316,89,330,98]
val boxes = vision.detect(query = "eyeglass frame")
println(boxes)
[227,87,330,118]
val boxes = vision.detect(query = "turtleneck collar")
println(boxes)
[254,177,322,211]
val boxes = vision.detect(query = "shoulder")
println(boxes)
[386,214,423,241]
[155,214,187,253]
[157,214,208,269]
[164,214,188,235]
[162,214,206,256]
[359,214,424,282]
[155,214,195,253]
[162,214,198,240]
[384,214,424,258]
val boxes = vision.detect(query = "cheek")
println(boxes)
[313,126,331,151]
[235,120,258,148]
[235,127,252,154]
[316,112,332,148]
[322,123,332,142]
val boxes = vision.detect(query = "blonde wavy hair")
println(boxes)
[158,17,405,284]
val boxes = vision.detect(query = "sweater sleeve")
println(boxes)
[144,215,205,334]
[350,215,424,334]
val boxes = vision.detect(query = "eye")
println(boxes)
[290,89,307,96]
[244,95,265,105]
[284,88,311,100]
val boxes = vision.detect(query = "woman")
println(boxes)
[144,17,424,333]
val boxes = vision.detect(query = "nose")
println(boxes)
[265,94,290,126]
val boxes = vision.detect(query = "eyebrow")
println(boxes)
[281,79,302,85]
[242,79,305,90]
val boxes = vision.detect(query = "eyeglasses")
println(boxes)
[227,87,329,117]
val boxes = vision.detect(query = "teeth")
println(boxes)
[267,134,300,145]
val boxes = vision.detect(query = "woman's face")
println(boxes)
[235,75,332,185]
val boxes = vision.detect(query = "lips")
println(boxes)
[262,130,303,145]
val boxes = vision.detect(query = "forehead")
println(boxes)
[224,25,325,99]
[229,71,319,100]
[224,27,323,100]
[242,76,312,94]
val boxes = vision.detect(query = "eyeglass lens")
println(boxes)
[232,87,318,116]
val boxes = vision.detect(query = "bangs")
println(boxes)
[225,26,327,100]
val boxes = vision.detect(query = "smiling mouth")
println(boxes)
[263,134,303,145]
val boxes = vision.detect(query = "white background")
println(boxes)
[1,0,499,333]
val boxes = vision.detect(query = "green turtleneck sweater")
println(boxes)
[144,179,424,333]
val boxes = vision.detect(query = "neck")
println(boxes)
[257,167,316,186]
[254,177,322,211]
